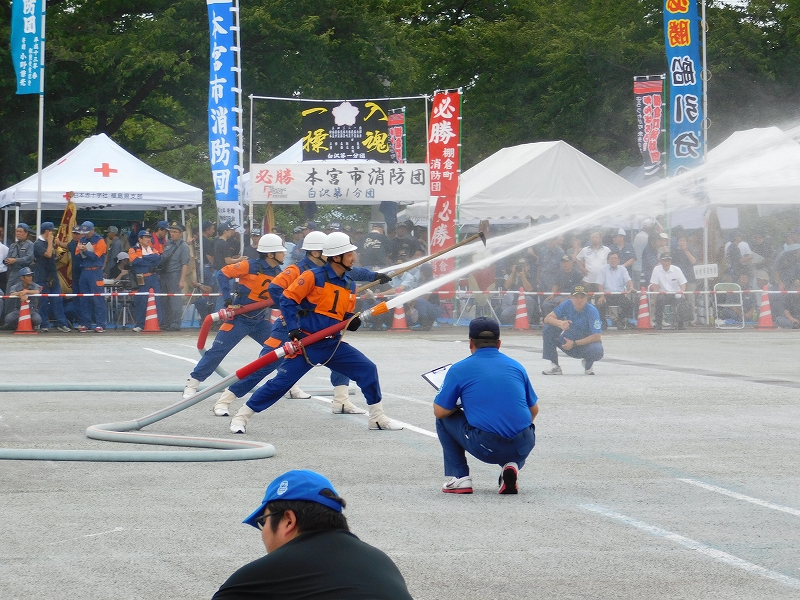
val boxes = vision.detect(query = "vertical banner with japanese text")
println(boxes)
[10,0,44,94]
[428,90,462,296]
[664,0,704,176]
[207,0,241,224]
[633,75,665,177]
[388,108,407,163]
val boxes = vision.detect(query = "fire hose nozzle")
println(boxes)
[282,340,302,358]
[212,308,235,322]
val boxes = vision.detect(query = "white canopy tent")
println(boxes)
[406,140,638,223]
[0,133,203,211]
[705,126,800,207]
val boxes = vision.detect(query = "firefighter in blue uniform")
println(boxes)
[128,230,162,332]
[211,231,390,418]
[76,221,108,332]
[182,234,286,398]
[228,232,402,434]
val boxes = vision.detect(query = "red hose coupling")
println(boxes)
[212,307,235,322]
[282,340,302,358]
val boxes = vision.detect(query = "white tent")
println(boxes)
[704,126,800,206]
[0,133,203,211]
[407,141,638,222]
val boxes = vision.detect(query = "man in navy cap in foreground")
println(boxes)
[433,317,538,495]
[213,470,413,599]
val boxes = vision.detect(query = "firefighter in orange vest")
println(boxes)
[228,232,402,434]
[182,234,286,399]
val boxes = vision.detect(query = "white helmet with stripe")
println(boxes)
[301,230,327,251]
[257,233,287,253]
[322,232,358,257]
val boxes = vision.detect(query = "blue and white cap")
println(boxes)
[242,470,343,529]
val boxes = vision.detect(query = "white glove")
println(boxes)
[675,293,683,299]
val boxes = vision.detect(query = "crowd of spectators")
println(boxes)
[1,215,798,332]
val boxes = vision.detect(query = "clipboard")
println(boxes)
[422,364,452,391]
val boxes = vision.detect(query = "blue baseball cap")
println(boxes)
[156,220,169,230]
[18,267,33,277]
[242,470,343,529]
[40,221,55,232]
[79,220,95,233]
[469,317,500,340]
[17,223,31,233]
[138,229,152,238]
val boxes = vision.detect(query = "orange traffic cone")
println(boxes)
[13,298,37,335]
[636,287,652,329]
[271,308,281,323]
[391,305,410,331]
[513,288,529,330]
[141,288,161,333]
[757,286,775,329]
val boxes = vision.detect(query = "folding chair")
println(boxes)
[714,283,745,329]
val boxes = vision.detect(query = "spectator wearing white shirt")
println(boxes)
[595,251,635,329]
[649,254,688,330]
[576,231,611,287]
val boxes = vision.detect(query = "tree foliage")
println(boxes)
[1,0,799,207]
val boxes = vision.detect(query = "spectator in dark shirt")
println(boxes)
[387,221,422,264]
[213,223,239,272]
[213,470,412,600]
[359,224,389,269]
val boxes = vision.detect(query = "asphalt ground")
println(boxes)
[1,325,799,599]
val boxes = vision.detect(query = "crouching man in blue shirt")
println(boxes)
[541,284,604,375]
[433,317,538,495]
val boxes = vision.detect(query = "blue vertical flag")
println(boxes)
[207,0,241,224]
[10,0,44,94]
[664,0,704,176]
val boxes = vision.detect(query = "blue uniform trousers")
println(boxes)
[228,319,289,397]
[78,267,107,328]
[246,338,381,413]
[541,324,604,369]
[38,279,69,328]
[436,409,535,478]
[191,312,273,381]
[133,276,161,329]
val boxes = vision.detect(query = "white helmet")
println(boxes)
[302,230,327,251]
[257,233,287,254]
[322,232,358,257]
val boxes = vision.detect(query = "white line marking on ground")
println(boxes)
[581,504,800,590]
[678,478,800,517]
[307,396,437,438]
[382,391,432,406]
[49,527,125,545]
[143,348,199,365]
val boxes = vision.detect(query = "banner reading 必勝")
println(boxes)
[11,0,44,94]
[248,163,428,205]
[208,0,241,225]
[664,0,704,176]
[428,90,461,292]
[301,100,392,162]
[634,76,666,177]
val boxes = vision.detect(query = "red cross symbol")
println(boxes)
[94,163,118,177]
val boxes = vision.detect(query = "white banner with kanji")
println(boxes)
[248,163,429,205]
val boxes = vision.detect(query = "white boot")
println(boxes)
[213,389,237,417]
[331,385,367,414]
[229,405,255,434]
[286,384,311,399]
[368,402,403,430]
[183,377,201,399]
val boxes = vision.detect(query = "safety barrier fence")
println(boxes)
[1,289,798,299]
